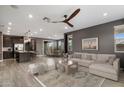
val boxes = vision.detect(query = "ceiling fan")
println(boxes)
[43,8,81,27]
[0,24,4,27]
[10,5,19,9]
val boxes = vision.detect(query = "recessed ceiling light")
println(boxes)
[28,14,33,18]
[8,22,12,25]
[103,13,108,17]
[8,27,11,30]
[7,30,10,33]
[65,26,68,29]
[40,28,43,31]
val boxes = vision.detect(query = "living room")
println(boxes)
[0,1,124,91]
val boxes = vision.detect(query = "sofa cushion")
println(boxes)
[96,54,116,63]
[81,53,87,59]
[70,58,82,63]
[85,53,97,60]
[28,63,48,75]
[79,59,94,63]
[89,63,117,74]
[72,53,82,59]
[86,55,92,60]
[78,59,93,67]
[70,58,93,67]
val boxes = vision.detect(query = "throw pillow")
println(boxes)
[73,54,81,59]
[108,56,116,65]
[76,54,81,59]
[72,54,76,58]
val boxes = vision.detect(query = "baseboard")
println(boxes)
[36,55,44,56]
[3,58,16,61]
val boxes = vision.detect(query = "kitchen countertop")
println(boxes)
[15,51,36,53]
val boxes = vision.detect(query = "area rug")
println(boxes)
[17,57,124,87]
[35,67,105,87]
[19,62,124,87]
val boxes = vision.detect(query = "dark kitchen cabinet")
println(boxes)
[3,35,24,59]
[3,36,12,47]
[0,32,2,60]
[3,51,13,59]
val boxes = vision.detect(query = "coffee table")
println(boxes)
[56,59,78,74]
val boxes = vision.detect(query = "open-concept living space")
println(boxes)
[0,5,124,87]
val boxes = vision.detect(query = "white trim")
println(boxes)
[114,51,124,53]
[114,25,124,53]
[114,39,124,53]
[36,55,44,57]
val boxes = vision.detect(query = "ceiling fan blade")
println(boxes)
[66,8,80,22]
[10,5,19,9]
[51,21,62,23]
[65,21,74,27]
[43,8,80,28]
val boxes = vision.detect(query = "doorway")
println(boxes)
[43,40,64,56]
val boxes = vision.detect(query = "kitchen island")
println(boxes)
[15,51,36,62]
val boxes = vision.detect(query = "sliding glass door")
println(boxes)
[44,40,64,56]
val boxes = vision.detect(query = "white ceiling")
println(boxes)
[0,5,124,39]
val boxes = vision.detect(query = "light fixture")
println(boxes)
[7,30,10,33]
[8,27,11,30]
[8,22,12,25]
[43,17,50,22]
[65,26,68,29]
[28,14,33,18]
[24,30,31,43]
[103,13,108,17]
[40,28,43,31]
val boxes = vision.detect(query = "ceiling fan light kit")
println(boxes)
[43,8,80,28]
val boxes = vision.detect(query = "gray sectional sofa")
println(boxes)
[69,52,120,81]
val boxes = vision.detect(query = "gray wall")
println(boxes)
[36,38,54,55]
[36,38,44,55]
[0,32,2,60]
[65,19,124,67]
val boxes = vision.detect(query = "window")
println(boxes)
[67,35,73,52]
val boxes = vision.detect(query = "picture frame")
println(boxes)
[82,37,98,50]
